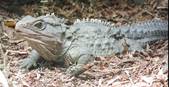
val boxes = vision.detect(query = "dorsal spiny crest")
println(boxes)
[94,19,99,23]
[73,18,114,27]
[91,19,95,22]
[42,13,66,26]
[97,19,102,23]
[86,18,89,21]
[46,13,50,16]
[74,19,81,24]
[51,13,55,16]
[82,18,85,21]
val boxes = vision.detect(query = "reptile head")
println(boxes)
[15,14,67,61]
[15,14,67,39]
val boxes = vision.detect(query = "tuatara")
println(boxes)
[15,14,168,76]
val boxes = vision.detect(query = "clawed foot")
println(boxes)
[66,64,86,77]
[19,50,40,71]
[19,58,37,70]
[66,63,94,77]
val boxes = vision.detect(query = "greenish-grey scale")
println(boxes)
[66,22,121,57]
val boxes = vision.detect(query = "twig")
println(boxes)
[0,18,4,35]
[157,6,168,9]
[9,39,25,44]
[124,70,134,85]
[6,50,28,55]
[117,57,143,66]
[0,44,8,69]
[0,44,10,80]
[143,10,155,16]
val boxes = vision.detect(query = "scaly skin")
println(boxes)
[15,14,168,76]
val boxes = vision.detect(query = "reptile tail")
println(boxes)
[116,19,168,42]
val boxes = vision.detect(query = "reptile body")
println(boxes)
[15,14,168,76]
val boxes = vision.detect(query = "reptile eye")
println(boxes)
[66,36,72,40]
[33,20,46,30]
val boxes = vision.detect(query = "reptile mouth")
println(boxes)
[15,29,22,33]
[24,36,47,45]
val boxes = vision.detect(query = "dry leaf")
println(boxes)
[4,19,16,28]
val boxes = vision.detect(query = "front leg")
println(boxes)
[20,50,40,70]
[66,54,95,76]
